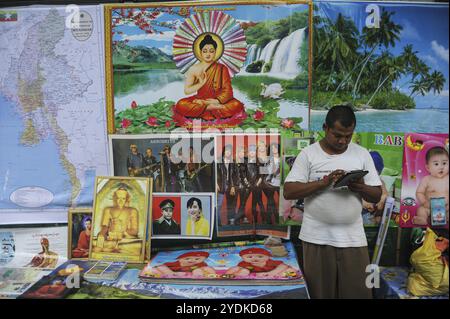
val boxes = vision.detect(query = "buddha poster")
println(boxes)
[90,176,150,263]
[105,1,311,133]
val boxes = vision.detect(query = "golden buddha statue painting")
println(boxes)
[90,177,150,263]
[172,12,248,129]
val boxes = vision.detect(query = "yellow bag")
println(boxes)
[407,228,449,296]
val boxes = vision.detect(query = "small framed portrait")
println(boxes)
[68,207,93,260]
[181,194,214,239]
[151,195,182,238]
[89,176,151,263]
[151,193,214,240]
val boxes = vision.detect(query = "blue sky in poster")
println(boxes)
[112,4,309,55]
[316,1,449,109]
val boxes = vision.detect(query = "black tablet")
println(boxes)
[333,170,369,188]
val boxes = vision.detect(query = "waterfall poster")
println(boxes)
[104,1,311,133]
[399,133,448,228]
[311,1,449,133]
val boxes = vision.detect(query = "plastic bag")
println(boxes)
[407,228,449,296]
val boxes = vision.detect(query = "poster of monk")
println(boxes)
[68,208,93,260]
[90,176,151,263]
[105,0,311,133]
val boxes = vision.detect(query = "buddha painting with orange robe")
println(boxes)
[173,34,245,123]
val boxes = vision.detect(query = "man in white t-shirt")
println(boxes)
[284,105,382,299]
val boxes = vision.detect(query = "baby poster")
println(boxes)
[400,133,449,228]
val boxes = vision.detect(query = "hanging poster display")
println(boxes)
[215,133,289,238]
[312,1,449,133]
[109,134,216,194]
[353,132,404,226]
[105,0,312,133]
[400,133,448,228]
[0,5,109,225]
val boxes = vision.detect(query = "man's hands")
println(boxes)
[320,170,346,188]
[348,177,366,193]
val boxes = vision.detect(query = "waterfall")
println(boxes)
[259,39,280,66]
[244,44,258,67]
[269,28,306,79]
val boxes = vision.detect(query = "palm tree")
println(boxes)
[314,14,359,91]
[427,70,445,95]
[409,77,430,98]
[399,44,418,70]
[352,9,403,99]
[367,53,405,106]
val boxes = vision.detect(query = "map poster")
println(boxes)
[0,5,109,224]
[311,1,449,133]
[105,0,312,133]
[400,133,449,228]
[0,226,67,270]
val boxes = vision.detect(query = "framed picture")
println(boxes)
[89,176,151,263]
[68,207,93,260]
[151,193,214,240]
[104,0,312,133]
[109,134,216,194]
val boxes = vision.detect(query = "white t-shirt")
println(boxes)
[285,142,381,247]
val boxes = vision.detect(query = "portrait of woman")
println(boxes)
[173,33,244,121]
[185,197,210,237]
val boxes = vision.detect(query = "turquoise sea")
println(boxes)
[311,108,449,133]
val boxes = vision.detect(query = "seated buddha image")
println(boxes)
[93,186,142,256]
[173,34,245,122]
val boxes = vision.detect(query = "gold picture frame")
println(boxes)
[89,176,151,263]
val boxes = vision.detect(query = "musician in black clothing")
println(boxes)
[160,145,178,192]
[247,144,266,224]
[185,146,201,192]
[263,142,281,224]
[127,144,145,177]
[217,144,238,226]
[234,145,250,225]
[143,148,158,191]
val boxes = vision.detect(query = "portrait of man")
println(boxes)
[153,199,181,236]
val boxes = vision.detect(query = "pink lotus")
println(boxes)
[253,110,265,121]
[281,118,295,129]
[145,117,158,127]
[121,118,132,129]
[131,101,138,109]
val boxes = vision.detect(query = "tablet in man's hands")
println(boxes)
[333,170,369,188]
